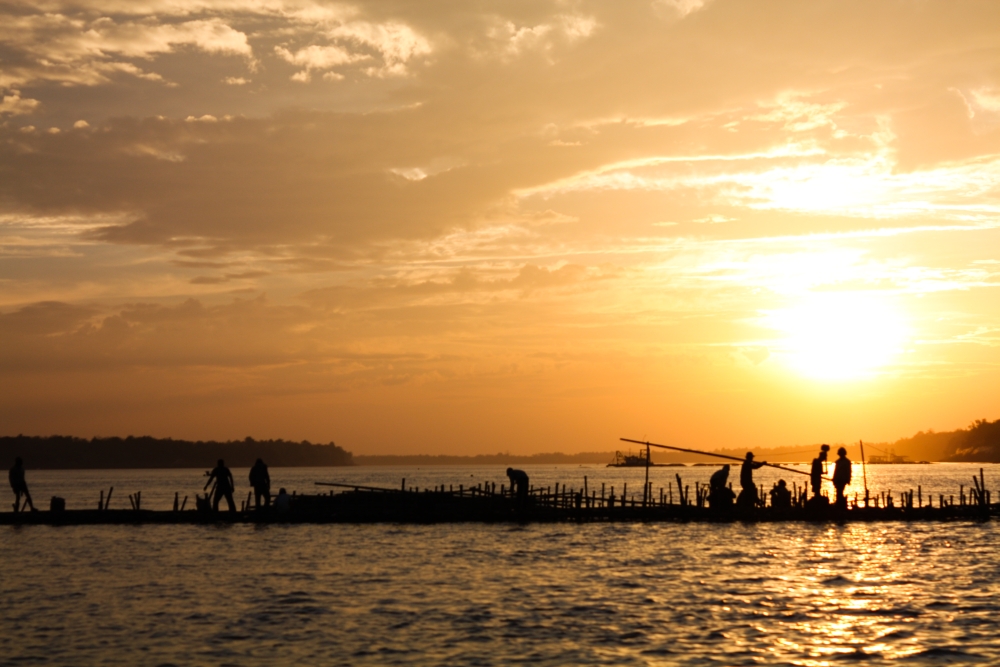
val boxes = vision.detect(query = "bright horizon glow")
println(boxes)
[764,292,909,381]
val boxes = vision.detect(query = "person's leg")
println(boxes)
[254,488,261,509]
[263,488,271,507]
[24,488,34,510]
[225,491,236,512]
[13,489,21,512]
[213,490,221,511]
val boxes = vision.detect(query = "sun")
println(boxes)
[763,292,908,380]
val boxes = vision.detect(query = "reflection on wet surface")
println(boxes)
[3,518,1000,665]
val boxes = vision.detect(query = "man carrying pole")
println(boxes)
[738,452,767,508]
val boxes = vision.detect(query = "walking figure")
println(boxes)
[248,458,271,509]
[9,457,36,512]
[832,447,852,510]
[738,452,766,507]
[810,444,829,497]
[506,468,529,506]
[205,459,236,512]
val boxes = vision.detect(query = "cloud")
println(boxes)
[0,14,253,87]
[275,44,367,81]
[0,90,40,116]
[3,1,1000,448]
[486,13,598,59]
[326,20,432,76]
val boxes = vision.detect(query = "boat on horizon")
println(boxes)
[606,450,685,467]
[868,449,930,465]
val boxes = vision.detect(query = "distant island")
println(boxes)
[0,435,353,469]
[2,418,998,469]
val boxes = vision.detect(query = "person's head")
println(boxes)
[279,487,287,495]
[720,464,730,473]
[778,479,786,488]
[837,447,847,457]
[745,452,754,460]
[217,459,225,467]
[506,467,513,476]
[820,444,829,460]
[14,456,22,466]
[256,458,263,465]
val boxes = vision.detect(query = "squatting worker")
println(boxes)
[833,447,852,510]
[708,464,736,510]
[811,444,830,497]
[9,457,35,512]
[506,467,529,505]
[206,459,236,512]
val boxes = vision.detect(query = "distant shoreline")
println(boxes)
[3,418,999,468]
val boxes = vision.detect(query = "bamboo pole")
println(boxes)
[620,438,828,479]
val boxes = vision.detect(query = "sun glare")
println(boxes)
[764,292,908,380]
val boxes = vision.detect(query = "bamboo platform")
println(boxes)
[1,474,997,525]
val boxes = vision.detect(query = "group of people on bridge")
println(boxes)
[7,456,292,513]
[708,445,853,511]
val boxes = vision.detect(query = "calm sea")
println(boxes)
[2,463,999,666]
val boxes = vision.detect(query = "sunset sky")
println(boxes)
[2,0,999,455]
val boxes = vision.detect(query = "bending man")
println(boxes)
[506,468,529,506]
[206,459,236,512]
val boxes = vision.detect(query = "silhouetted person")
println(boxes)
[708,464,736,510]
[810,444,829,497]
[769,479,791,509]
[248,458,271,509]
[9,457,35,512]
[274,487,291,512]
[738,452,766,508]
[506,468,529,506]
[205,459,236,512]
[832,447,852,510]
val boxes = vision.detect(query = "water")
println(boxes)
[3,465,1000,665]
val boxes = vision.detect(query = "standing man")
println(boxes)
[738,452,766,507]
[810,444,830,497]
[248,458,271,509]
[9,457,36,512]
[506,467,529,507]
[205,459,236,512]
[832,447,852,510]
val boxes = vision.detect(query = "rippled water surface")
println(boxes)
[3,466,1000,665]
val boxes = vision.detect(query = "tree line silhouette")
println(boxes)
[0,435,353,469]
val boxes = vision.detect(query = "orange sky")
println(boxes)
[2,0,999,454]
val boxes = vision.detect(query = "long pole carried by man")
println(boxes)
[619,438,832,481]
